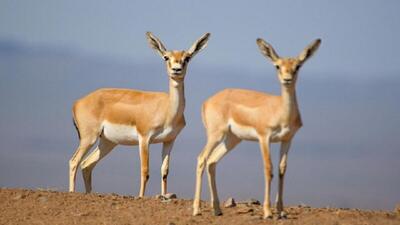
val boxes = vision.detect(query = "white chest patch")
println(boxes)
[153,126,177,142]
[270,125,291,142]
[102,121,139,145]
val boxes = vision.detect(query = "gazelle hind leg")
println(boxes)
[276,141,291,218]
[206,133,240,216]
[193,130,225,216]
[80,137,116,193]
[69,136,97,192]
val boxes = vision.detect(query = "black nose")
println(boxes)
[172,68,182,72]
[284,79,292,82]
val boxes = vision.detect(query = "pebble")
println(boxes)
[224,197,236,208]
[298,203,311,208]
[156,193,177,201]
[239,198,260,206]
[164,193,177,199]
[155,194,162,200]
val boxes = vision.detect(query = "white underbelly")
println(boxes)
[102,121,179,145]
[229,119,258,141]
[102,121,139,145]
[228,120,295,143]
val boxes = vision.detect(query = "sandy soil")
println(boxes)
[0,188,399,225]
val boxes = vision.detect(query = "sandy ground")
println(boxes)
[0,188,399,225]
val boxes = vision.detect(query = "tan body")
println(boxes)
[69,32,210,197]
[193,38,321,219]
[74,88,185,145]
[203,88,302,142]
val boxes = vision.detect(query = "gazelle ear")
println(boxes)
[187,33,210,58]
[256,38,279,62]
[298,39,321,63]
[146,32,167,57]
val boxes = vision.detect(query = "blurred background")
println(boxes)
[0,0,399,210]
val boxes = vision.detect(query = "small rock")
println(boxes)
[298,203,311,208]
[156,193,176,202]
[224,197,236,208]
[239,198,260,206]
[164,193,177,199]
[122,195,135,200]
[155,194,162,200]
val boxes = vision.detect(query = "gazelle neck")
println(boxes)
[281,85,299,122]
[167,77,185,124]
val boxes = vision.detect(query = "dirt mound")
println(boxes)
[0,188,398,225]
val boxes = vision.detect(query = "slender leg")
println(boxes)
[161,140,174,195]
[259,135,273,219]
[69,137,97,192]
[206,134,240,216]
[80,138,116,193]
[276,141,291,218]
[193,131,224,216]
[138,135,150,198]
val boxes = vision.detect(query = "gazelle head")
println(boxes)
[256,38,321,87]
[146,32,210,81]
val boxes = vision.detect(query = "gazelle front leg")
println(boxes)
[276,141,291,218]
[138,135,151,198]
[161,140,174,195]
[259,135,273,219]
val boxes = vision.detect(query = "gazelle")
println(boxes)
[69,32,210,197]
[193,38,321,219]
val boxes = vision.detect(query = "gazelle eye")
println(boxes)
[184,56,191,63]
[295,65,301,71]
[275,65,280,70]
[163,56,169,61]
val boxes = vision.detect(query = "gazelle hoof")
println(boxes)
[193,208,201,216]
[277,211,288,219]
[263,212,273,220]
[263,215,273,220]
[212,209,223,216]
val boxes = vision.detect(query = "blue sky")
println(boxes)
[1,1,400,76]
[0,0,399,210]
